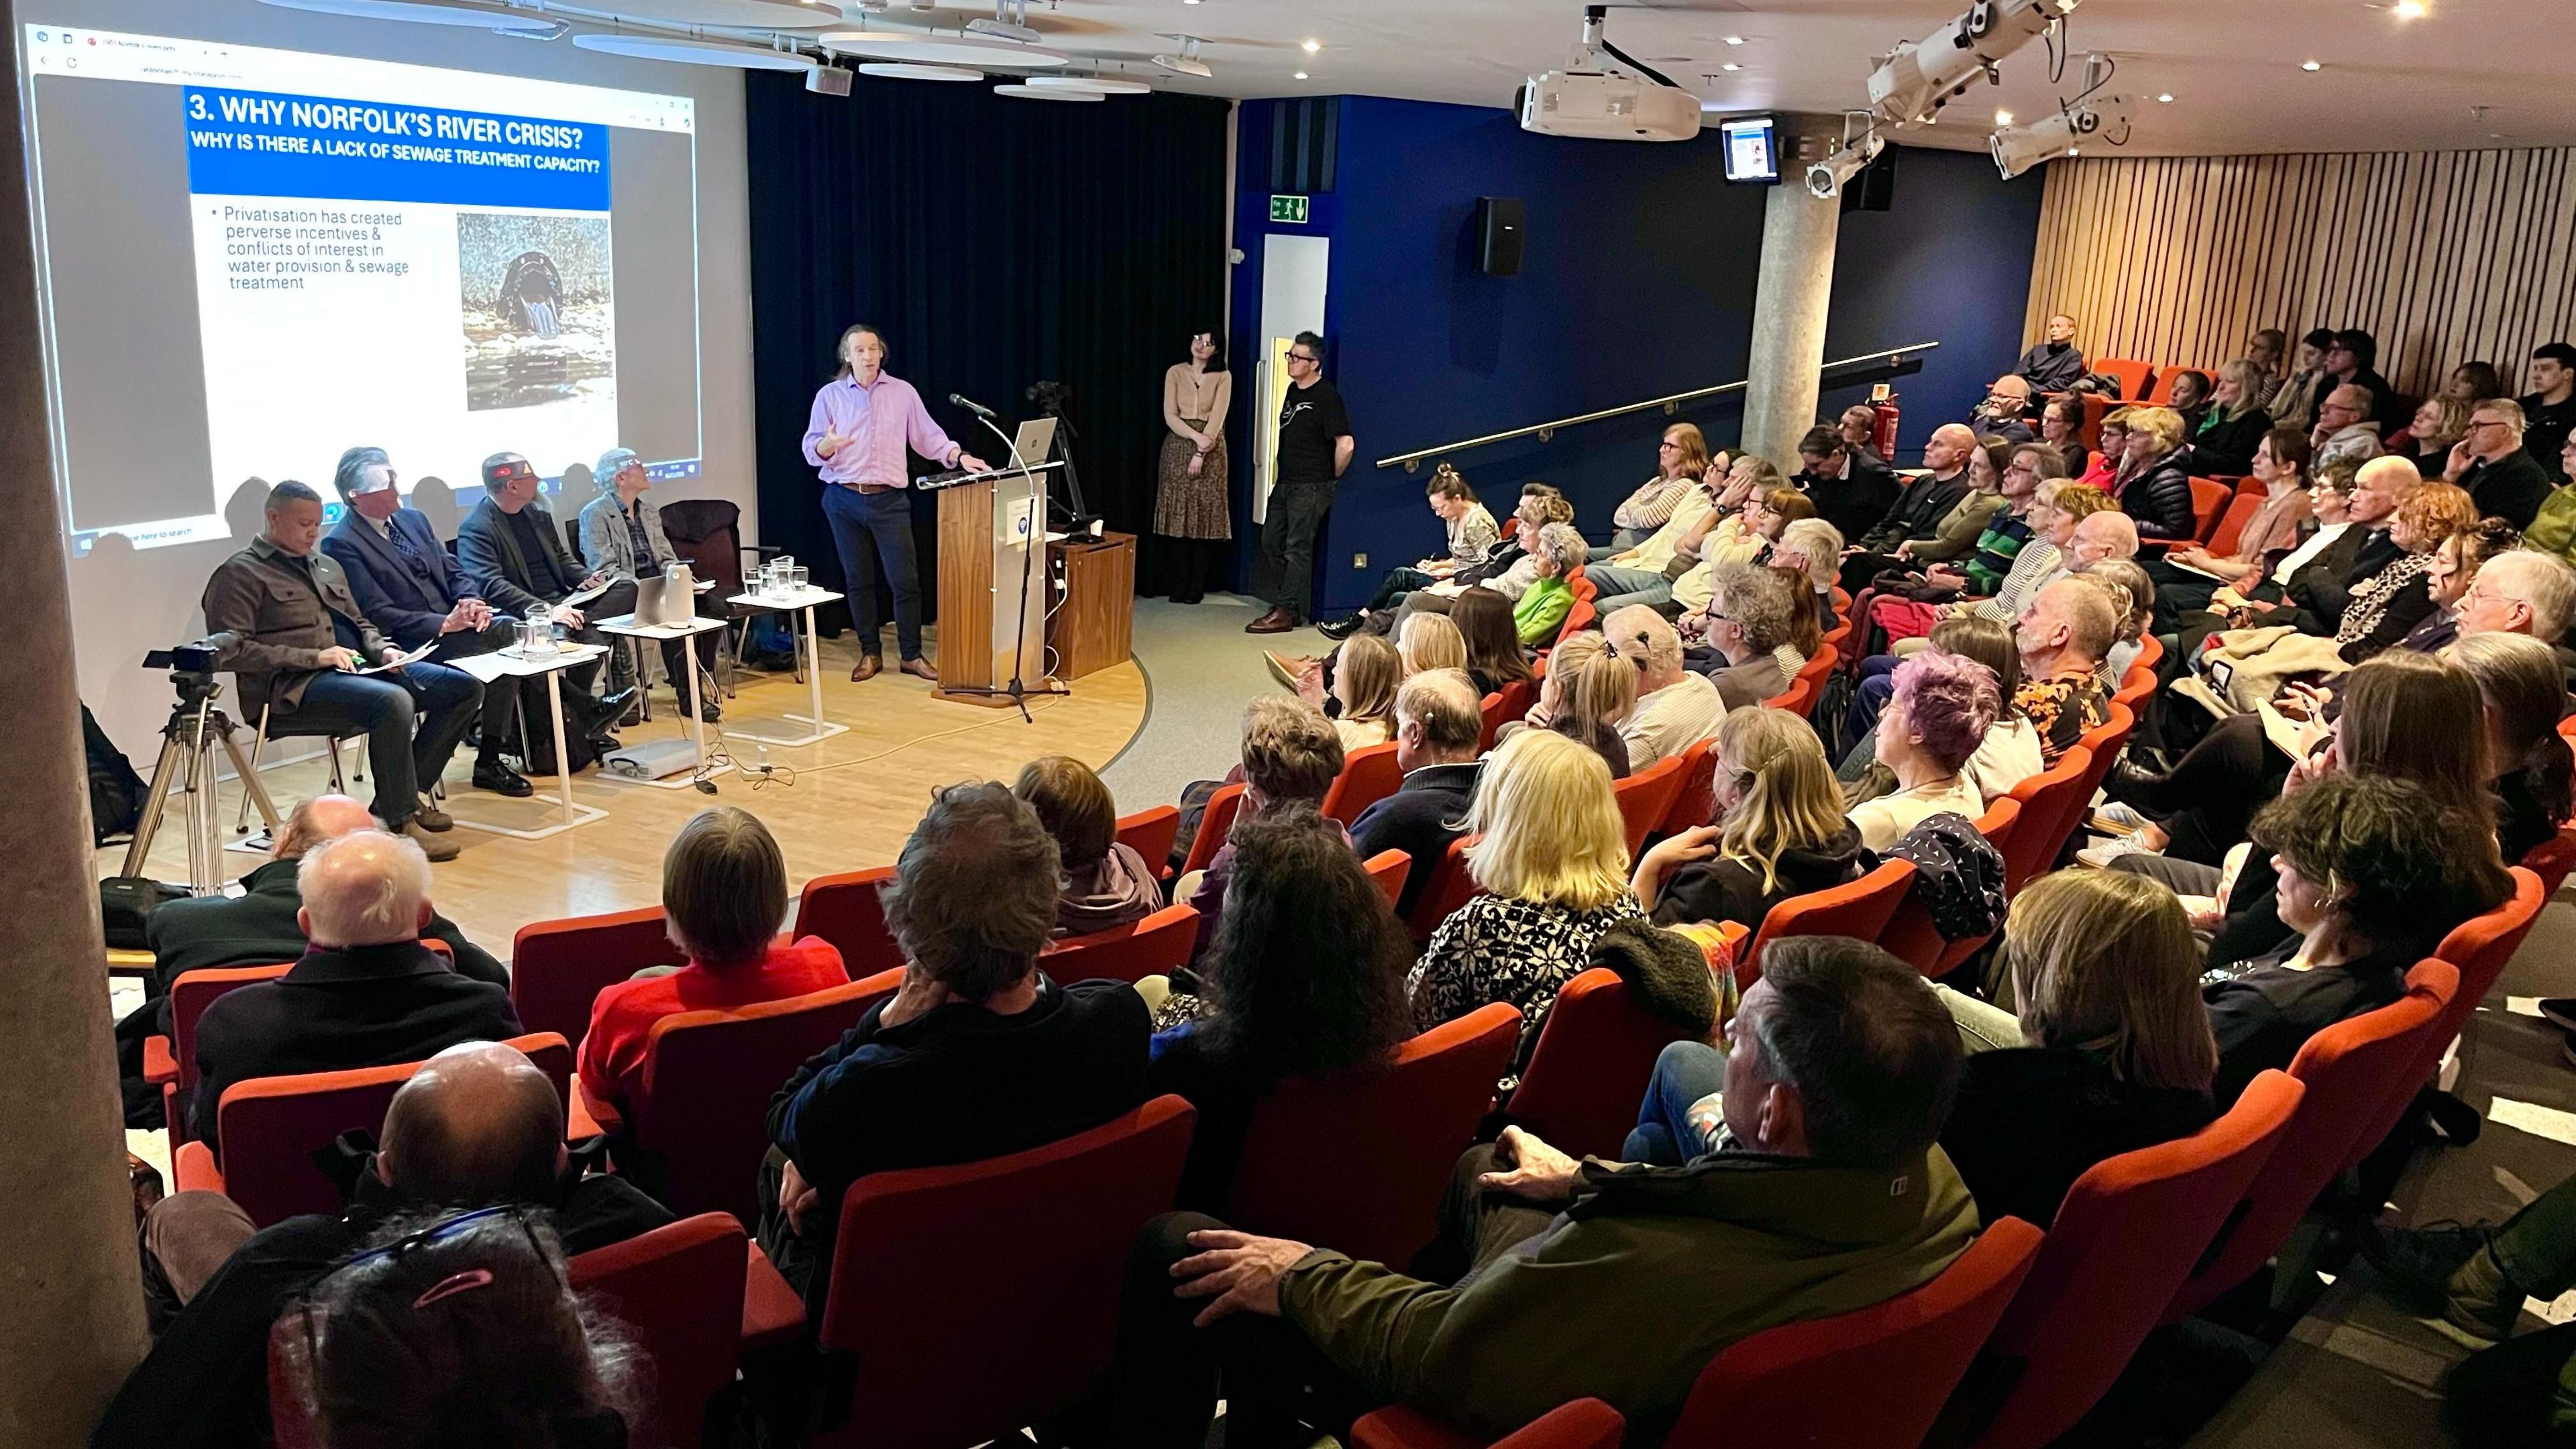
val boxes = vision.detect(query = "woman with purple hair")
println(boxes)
[1848,649,1996,849]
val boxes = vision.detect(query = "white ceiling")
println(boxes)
[913,0,2576,158]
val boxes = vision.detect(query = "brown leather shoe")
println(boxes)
[1245,607,1299,635]
[849,655,883,682]
[412,796,453,832]
[899,656,939,682]
[400,818,462,862]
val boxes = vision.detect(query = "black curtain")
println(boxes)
[745,74,1232,626]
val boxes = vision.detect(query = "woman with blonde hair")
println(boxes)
[1397,610,1468,676]
[1609,422,1711,550]
[1936,870,2218,1226]
[2445,630,2575,860]
[1632,706,1866,931]
[1507,632,1635,777]
[1409,728,1646,1084]
[2115,404,2198,543]
[2398,395,2473,478]
[2185,358,2277,475]
[1322,631,1401,750]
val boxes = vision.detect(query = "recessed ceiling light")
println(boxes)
[2302,59,2323,70]
[1994,109,2013,125]
[2394,0,2429,16]
[1293,70,1309,80]
[1721,62,1741,72]
[2157,92,2174,103]
[1301,38,1321,54]
[1723,35,1745,45]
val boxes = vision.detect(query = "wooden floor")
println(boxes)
[98,626,1148,951]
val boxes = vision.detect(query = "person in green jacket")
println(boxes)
[1098,936,1979,1446]
[1513,523,1587,647]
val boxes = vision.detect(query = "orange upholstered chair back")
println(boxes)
[633,971,902,1226]
[1228,1003,1520,1267]
[1407,834,1487,942]
[2521,823,2576,898]
[1661,737,1721,835]
[568,1212,751,1449]
[2188,478,2231,543]
[1178,782,1248,879]
[1613,751,1689,857]
[1739,859,1916,989]
[2205,494,2261,557]
[1505,967,1703,1160]
[1362,849,1413,909]
[162,962,294,1145]
[2002,746,2091,895]
[791,865,906,980]
[1324,741,1407,826]
[1040,903,1199,985]
[1114,804,1181,875]
[2093,358,2155,401]
[511,906,690,1048]
[1481,678,1540,751]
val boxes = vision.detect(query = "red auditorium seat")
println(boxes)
[1504,967,1701,1160]
[1552,568,1599,650]
[1949,1071,2303,1449]
[1363,848,1413,909]
[1881,797,2022,976]
[810,1096,1196,1449]
[2002,745,2091,894]
[1408,834,1485,942]
[2093,358,2156,402]
[1178,781,1248,879]
[2522,823,2576,898]
[1719,859,1916,989]
[1612,752,1688,857]
[1114,804,1181,876]
[2187,478,2231,543]
[2205,494,2261,557]
[1040,902,1199,985]
[2111,665,2157,716]
[2165,960,2457,1322]
[1324,741,1406,826]
[1353,1399,1627,1449]
[624,971,903,1227]
[2130,633,2163,674]
[791,865,906,980]
[146,961,292,1147]
[568,1212,752,1449]
[512,905,691,1047]
[1660,737,1719,835]
[1226,1002,1520,1268]
[1480,678,1539,751]
[176,1032,574,1228]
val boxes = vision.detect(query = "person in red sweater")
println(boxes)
[575,806,847,1130]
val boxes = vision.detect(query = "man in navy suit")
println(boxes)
[320,447,549,797]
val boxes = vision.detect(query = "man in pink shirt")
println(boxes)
[802,323,987,681]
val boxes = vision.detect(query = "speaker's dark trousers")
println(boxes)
[820,483,924,661]
[1253,476,1336,623]
[281,661,480,826]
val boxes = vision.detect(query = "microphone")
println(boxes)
[949,392,996,420]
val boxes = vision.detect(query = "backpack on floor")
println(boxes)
[85,703,149,845]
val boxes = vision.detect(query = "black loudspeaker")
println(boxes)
[1840,148,1898,213]
[1477,197,1525,276]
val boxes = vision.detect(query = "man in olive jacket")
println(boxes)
[1102,938,1979,1446]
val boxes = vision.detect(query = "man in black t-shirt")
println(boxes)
[1249,331,1355,633]
[2520,341,2576,484]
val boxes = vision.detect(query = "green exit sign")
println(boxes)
[1269,194,1309,225]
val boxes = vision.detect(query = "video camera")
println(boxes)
[1026,379,1076,423]
[144,634,238,706]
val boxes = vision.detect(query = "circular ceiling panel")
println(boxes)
[857,62,986,82]
[1028,74,1152,95]
[995,83,1102,101]
[574,0,839,28]
[816,30,1071,68]
[254,0,568,30]
[571,33,817,69]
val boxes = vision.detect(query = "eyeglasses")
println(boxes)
[294,1205,559,1366]
[1658,441,1682,451]
[2466,419,2514,433]
[1288,351,1319,364]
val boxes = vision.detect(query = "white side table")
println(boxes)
[445,643,610,840]
[724,586,850,749]
[594,614,734,790]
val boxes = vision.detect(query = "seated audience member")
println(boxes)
[456,452,626,752]
[2184,360,2274,475]
[2445,632,2575,861]
[1772,517,1847,633]
[2166,369,2215,433]
[576,808,848,1128]
[2311,384,2386,469]
[99,1041,672,1449]
[1108,937,1972,1446]
[1860,441,2049,649]
[1187,698,1348,951]
[1689,562,1801,708]
[2113,406,2198,545]
[1150,811,1415,1209]
[1582,463,1722,614]
[2396,517,2520,654]
[2328,329,2405,433]
[2076,558,2157,682]
[1324,465,1497,639]
[1607,604,1726,769]
[1972,481,2126,624]
[1408,729,1647,1085]
[1351,671,1485,915]
[1841,424,1980,592]
[578,445,720,720]
[1794,424,1901,543]
[319,449,537,797]
[281,1207,643,1448]
[2445,396,2557,529]
[2153,427,2315,624]
[2249,329,2293,406]
[1840,403,1892,466]
[1305,631,1400,751]
[1510,523,1587,647]
[2399,396,2473,478]
[2455,545,2576,645]
[189,830,522,1157]
[2041,396,2094,478]
[2267,328,2338,435]
[1849,650,1994,850]
[2076,409,2131,491]
[1970,374,2038,443]
[2015,577,2117,761]
[2017,312,2090,393]
[1897,437,2013,574]
[1452,585,1539,694]
[1381,486,1576,637]
[2361,1168,2576,1441]
[1939,616,2047,802]
[761,782,1152,1303]
[2449,358,2508,405]
[202,481,485,859]
[1632,707,1865,931]
[1511,634,1636,778]
[2528,341,2576,484]
[1935,871,2218,1228]
[2203,773,2510,1105]
[1398,610,1472,682]
[2210,456,2411,645]
[1609,423,1712,551]
[144,794,502,999]
[2335,474,2478,663]
[1014,756,1165,936]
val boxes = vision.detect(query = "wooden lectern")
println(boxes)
[929,462,1055,708]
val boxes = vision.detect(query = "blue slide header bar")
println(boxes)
[183,87,610,211]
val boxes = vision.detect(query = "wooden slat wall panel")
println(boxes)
[2025,149,2576,398]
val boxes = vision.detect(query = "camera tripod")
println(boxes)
[122,678,278,894]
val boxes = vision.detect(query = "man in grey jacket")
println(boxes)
[576,446,718,722]
[456,452,632,749]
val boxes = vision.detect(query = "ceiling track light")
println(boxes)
[967,0,1042,46]
[1152,34,1211,78]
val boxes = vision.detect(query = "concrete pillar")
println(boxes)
[0,5,153,1444]
[1739,119,1845,466]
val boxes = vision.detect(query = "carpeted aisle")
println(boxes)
[1099,593,1331,810]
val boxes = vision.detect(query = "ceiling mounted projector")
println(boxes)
[1152,35,1212,78]
[1518,6,1702,143]
[1990,92,2133,178]
[1866,0,2081,127]
[254,0,568,31]
[967,0,1042,46]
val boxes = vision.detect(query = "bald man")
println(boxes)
[1842,423,1980,593]
[1970,374,2038,443]
[103,1042,672,1449]
[186,830,521,1158]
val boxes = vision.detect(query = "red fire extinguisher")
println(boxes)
[1869,384,1901,463]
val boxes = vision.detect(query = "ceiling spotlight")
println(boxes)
[1152,34,1212,77]
[1183,0,1201,5]
[1301,38,1322,54]
[1294,70,1309,80]
[2301,59,2322,70]
[2157,92,2174,102]
[2394,0,2428,15]
[1994,109,2013,125]
[1723,34,1745,45]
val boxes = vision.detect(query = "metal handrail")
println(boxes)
[1373,341,1939,471]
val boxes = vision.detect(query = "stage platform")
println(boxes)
[97,623,1148,950]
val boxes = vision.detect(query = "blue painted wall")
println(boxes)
[1226,97,2047,613]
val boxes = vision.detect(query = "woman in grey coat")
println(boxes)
[579,447,718,721]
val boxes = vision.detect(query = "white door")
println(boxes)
[1253,234,1329,525]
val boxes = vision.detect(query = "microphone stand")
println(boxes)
[941,411,1069,723]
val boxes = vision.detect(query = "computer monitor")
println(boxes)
[1720,116,1780,185]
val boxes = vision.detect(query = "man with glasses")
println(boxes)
[1968,374,2038,443]
[2309,384,2385,470]
[2445,398,2554,529]
[1248,331,1354,635]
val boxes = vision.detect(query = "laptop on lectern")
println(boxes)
[1009,417,1058,472]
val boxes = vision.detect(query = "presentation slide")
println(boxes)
[20,25,706,553]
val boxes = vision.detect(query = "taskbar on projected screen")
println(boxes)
[65,455,704,557]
